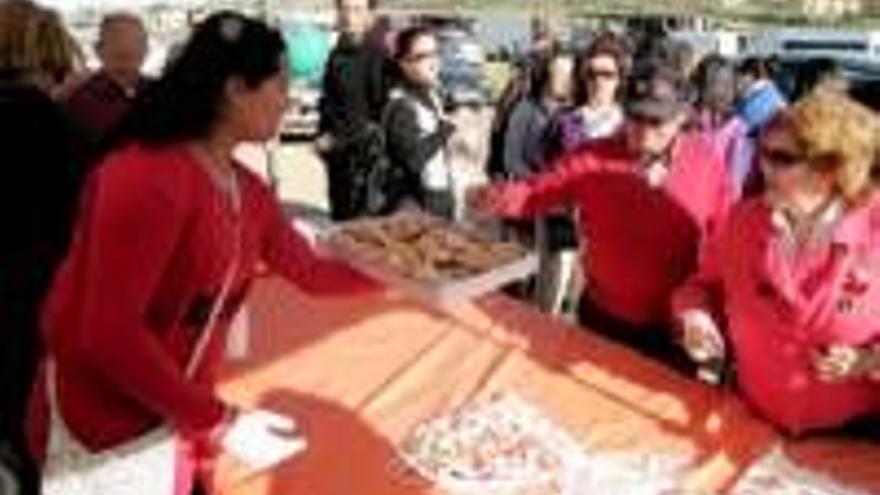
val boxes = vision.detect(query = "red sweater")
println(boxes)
[494,133,731,327]
[28,144,374,455]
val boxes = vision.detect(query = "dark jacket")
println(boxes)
[318,32,396,220]
[0,75,94,451]
[383,83,456,208]
[319,33,394,143]
[503,97,560,179]
[63,72,149,145]
[1,78,94,301]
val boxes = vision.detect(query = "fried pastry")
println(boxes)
[329,214,528,283]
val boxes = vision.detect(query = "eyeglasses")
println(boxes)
[761,148,806,169]
[587,68,619,80]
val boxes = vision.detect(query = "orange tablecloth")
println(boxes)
[214,279,880,494]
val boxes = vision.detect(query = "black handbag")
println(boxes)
[334,124,393,217]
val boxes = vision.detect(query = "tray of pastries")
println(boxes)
[321,211,537,301]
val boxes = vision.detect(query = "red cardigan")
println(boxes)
[28,144,374,456]
[493,133,732,327]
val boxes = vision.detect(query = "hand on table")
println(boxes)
[220,409,308,472]
[813,345,880,383]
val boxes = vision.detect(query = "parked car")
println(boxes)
[765,54,880,110]
[747,29,880,65]
[281,78,322,140]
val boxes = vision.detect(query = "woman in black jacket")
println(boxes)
[383,27,457,218]
[0,3,93,492]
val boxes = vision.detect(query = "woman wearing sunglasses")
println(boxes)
[675,90,880,435]
[553,32,628,154]
[382,26,457,218]
[535,33,630,317]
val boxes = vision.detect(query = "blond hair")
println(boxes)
[0,0,82,84]
[766,89,880,205]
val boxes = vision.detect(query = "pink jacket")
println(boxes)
[674,197,880,435]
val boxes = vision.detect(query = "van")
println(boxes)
[668,30,748,58]
[747,29,880,62]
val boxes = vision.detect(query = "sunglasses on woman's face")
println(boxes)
[587,68,619,80]
[762,148,806,169]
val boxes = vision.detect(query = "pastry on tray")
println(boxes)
[327,213,529,284]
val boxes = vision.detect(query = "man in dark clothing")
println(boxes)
[317,0,394,221]
[64,12,150,144]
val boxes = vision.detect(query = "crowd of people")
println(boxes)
[471,18,880,441]
[473,24,880,438]
[1,0,879,493]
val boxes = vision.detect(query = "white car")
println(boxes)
[281,80,321,140]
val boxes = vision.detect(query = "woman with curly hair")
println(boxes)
[674,89,880,435]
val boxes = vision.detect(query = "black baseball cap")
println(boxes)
[625,59,690,122]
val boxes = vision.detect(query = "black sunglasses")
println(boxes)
[587,68,619,80]
[762,148,805,169]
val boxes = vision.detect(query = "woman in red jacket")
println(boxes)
[674,90,880,435]
[30,12,375,495]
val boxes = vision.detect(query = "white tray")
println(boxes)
[320,214,538,304]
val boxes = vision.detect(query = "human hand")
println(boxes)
[465,184,506,217]
[814,345,879,383]
[680,311,726,364]
[220,409,307,472]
